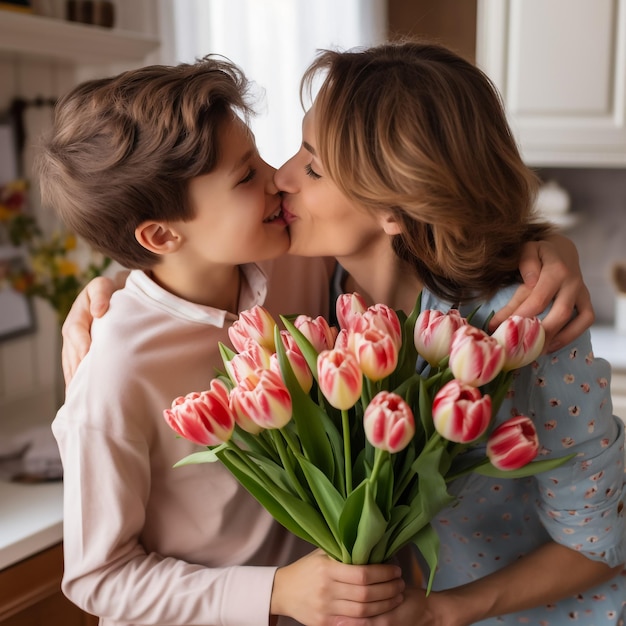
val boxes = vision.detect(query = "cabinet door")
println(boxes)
[477,0,626,166]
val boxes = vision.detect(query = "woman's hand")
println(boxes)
[489,235,594,352]
[270,549,405,626]
[61,272,127,384]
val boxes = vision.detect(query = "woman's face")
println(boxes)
[275,104,386,260]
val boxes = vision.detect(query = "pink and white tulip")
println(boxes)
[225,340,272,384]
[294,315,338,353]
[336,292,368,330]
[229,305,277,353]
[229,369,292,432]
[432,380,492,443]
[449,326,505,386]
[414,308,468,366]
[351,327,398,381]
[363,391,415,453]
[271,330,313,393]
[317,348,363,410]
[486,415,539,470]
[355,305,402,350]
[163,380,235,446]
[491,315,545,371]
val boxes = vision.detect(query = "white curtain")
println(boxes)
[159,0,387,168]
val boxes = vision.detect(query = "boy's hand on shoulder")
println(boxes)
[270,549,404,626]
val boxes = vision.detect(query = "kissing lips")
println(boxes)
[263,207,285,225]
[280,202,297,225]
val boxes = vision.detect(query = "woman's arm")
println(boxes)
[61,271,127,383]
[365,546,622,626]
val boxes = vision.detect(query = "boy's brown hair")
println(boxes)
[37,56,254,269]
[303,40,554,303]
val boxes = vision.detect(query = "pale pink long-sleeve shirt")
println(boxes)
[52,256,332,626]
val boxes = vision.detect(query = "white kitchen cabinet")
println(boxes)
[476,0,626,167]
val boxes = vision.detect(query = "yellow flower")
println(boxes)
[56,259,80,277]
[63,233,77,251]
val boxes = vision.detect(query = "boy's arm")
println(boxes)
[488,234,594,351]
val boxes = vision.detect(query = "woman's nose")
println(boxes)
[274,157,295,193]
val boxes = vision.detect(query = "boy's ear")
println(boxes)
[135,221,182,255]
[379,212,402,236]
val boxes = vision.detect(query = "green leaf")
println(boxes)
[351,482,388,564]
[218,342,237,371]
[338,480,367,555]
[216,447,342,560]
[280,316,321,383]
[274,326,336,480]
[412,523,440,595]
[474,453,576,479]
[173,448,223,467]
[418,376,434,438]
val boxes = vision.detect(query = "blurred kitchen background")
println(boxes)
[1,0,626,432]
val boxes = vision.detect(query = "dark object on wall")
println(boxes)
[66,0,115,27]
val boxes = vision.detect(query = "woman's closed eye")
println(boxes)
[304,163,321,180]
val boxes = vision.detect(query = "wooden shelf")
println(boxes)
[0,10,159,64]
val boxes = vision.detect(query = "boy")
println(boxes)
[37,57,404,626]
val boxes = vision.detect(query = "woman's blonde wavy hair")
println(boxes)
[302,40,553,302]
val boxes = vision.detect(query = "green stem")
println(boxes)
[342,409,352,495]
[269,430,311,503]
[369,447,388,485]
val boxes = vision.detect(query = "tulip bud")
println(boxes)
[163,380,235,446]
[486,415,539,470]
[229,369,292,431]
[351,327,398,381]
[230,370,292,432]
[363,391,415,453]
[225,340,272,385]
[334,328,350,351]
[432,380,492,443]
[336,292,368,330]
[271,330,313,393]
[414,308,468,366]
[317,348,363,410]
[352,304,403,351]
[229,305,277,353]
[294,315,338,353]
[491,315,545,371]
[449,326,505,386]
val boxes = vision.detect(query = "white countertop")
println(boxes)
[0,479,63,570]
[0,390,64,571]
[590,325,626,370]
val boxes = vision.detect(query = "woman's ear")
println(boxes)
[135,221,182,256]
[379,212,402,236]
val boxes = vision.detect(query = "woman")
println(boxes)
[274,40,625,624]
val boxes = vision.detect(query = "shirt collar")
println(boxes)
[127,263,269,328]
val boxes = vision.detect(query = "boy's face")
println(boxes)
[176,116,289,267]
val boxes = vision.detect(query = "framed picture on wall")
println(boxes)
[0,250,35,341]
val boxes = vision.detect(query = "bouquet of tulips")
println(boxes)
[164,293,569,591]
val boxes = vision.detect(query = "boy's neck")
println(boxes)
[149,261,242,313]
